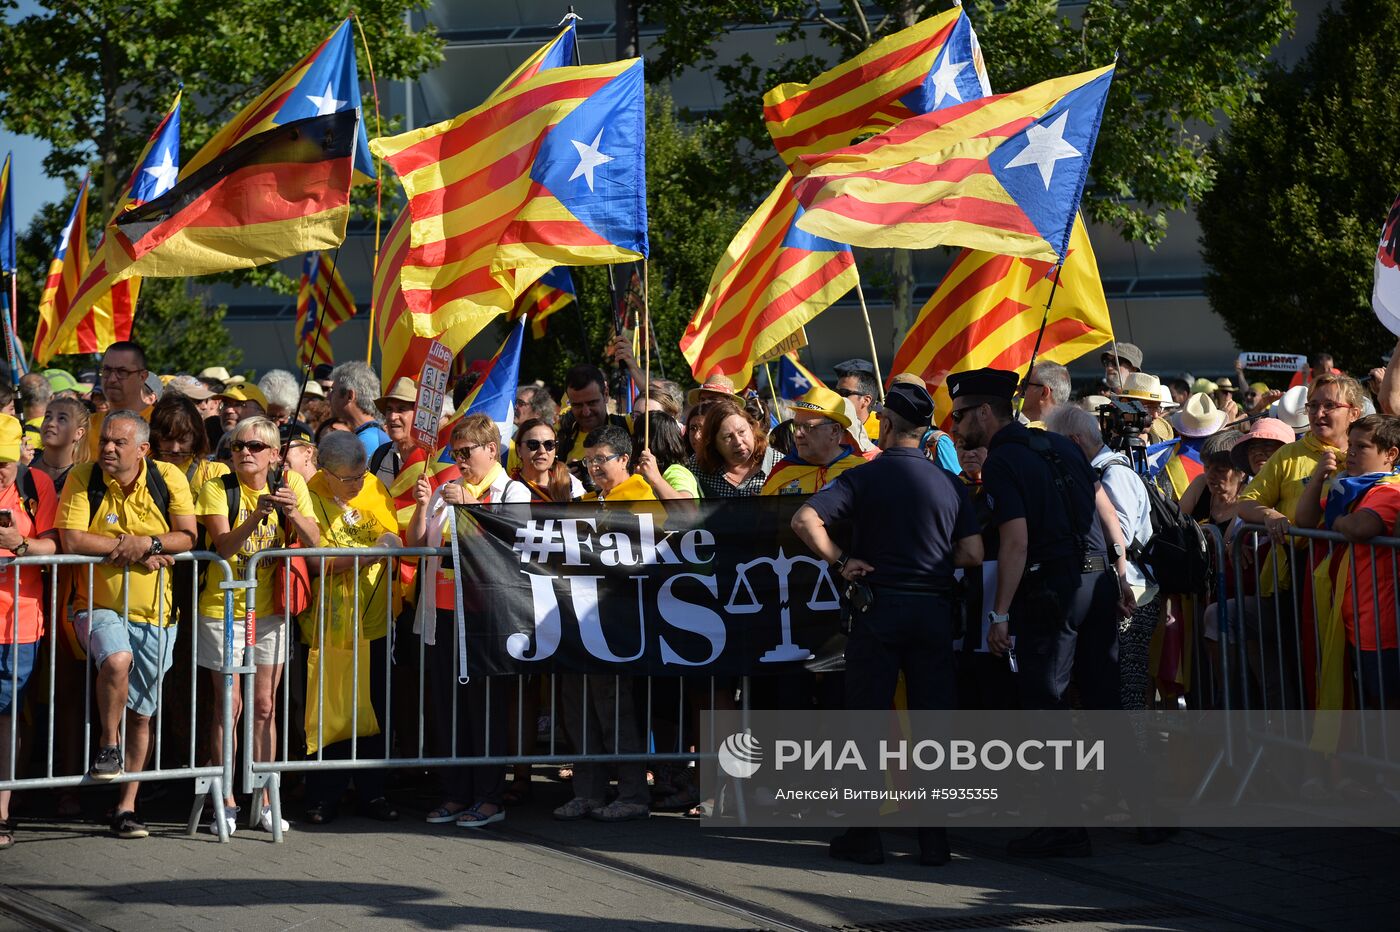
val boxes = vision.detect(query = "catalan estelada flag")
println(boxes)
[295,252,357,368]
[0,152,14,273]
[43,92,181,363]
[680,174,857,387]
[510,266,575,339]
[369,58,648,361]
[488,18,577,98]
[776,352,826,401]
[34,177,98,362]
[892,216,1111,425]
[763,7,989,167]
[792,64,1116,264]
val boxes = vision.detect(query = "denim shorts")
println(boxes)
[0,642,38,716]
[74,610,178,717]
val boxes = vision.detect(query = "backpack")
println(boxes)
[86,459,172,532]
[11,462,42,524]
[1004,428,1093,564]
[1096,454,1211,596]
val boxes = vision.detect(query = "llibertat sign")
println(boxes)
[1374,191,1400,336]
[452,498,846,675]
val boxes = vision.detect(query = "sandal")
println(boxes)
[456,803,505,829]
[557,766,573,782]
[426,802,468,824]
[502,781,533,806]
[0,818,14,850]
[685,799,715,818]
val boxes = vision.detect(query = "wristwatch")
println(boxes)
[147,535,164,557]
[13,538,29,556]
[988,610,1010,625]
[1110,542,1125,560]
[833,553,849,573]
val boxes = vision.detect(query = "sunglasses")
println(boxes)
[451,443,485,461]
[523,438,557,453]
[229,441,273,454]
[949,406,980,424]
[833,388,869,398]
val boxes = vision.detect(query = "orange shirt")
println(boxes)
[0,469,59,644]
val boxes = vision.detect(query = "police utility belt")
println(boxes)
[1026,553,1111,576]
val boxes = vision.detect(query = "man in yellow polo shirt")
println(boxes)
[58,410,197,839]
[764,385,865,495]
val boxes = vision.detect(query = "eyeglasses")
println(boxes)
[329,469,366,484]
[792,421,836,434]
[949,406,980,424]
[1304,401,1354,415]
[523,438,557,452]
[229,441,273,454]
[833,388,869,399]
[1025,381,1046,391]
[451,443,486,461]
[100,365,145,380]
[583,453,624,470]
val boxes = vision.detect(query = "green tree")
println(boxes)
[0,0,442,367]
[643,0,1293,333]
[516,87,745,390]
[1199,0,1400,370]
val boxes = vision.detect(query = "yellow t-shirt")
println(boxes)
[863,412,880,441]
[303,472,400,643]
[56,459,197,625]
[761,449,864,495]
[1239,432,1342,595]
[195,470,314,620]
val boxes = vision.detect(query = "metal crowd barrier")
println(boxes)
[1223,524,1400,801]
[0,551,239,841]
[239,546,739,843]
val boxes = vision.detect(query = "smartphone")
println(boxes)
[0,509,10,528]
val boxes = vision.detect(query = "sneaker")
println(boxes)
[589,800,650,823]
[89,745,123,781]
[552,797,603,821]
[110,810,148,839]
[257,806,289,834]
[207,805,238,837]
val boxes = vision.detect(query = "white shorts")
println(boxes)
[196,614,288,670]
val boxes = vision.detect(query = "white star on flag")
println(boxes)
[568,130,614,192]
[306,82,345,117]
[58,216,74,249]
[142,148,179,197]
[788,373,810,391]
[1003,111,1082,189]
[930,56,970,108]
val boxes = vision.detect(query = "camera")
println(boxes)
[1096,398,1150,473]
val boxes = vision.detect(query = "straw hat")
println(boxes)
[1173,392,1226,438]
[301,380,325,398]
[377,376,417,409]
[1214,376,1238,392]
[1152,383,1179,409]
[1113,372,1163,402]
[1270,385,1310,431]
[789,385,851,429]
[686,374,743,408]
[1191,377,1217,395]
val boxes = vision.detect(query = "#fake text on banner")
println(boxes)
[453,497,844,675]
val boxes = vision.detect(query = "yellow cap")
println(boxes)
[0,414,22,463]
[789,385,851,429]
[220,383,269,410]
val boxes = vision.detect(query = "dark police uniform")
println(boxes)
[981,419,1120,711]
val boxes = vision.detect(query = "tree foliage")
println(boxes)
[516,87,745,391]
[642,0,1293,247]
[1199,0,1400,371]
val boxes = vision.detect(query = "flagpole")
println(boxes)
[763,360,782,417]
[1,273,19,385]
[353,12,386,366]
[1019,263,1064,398]
[642,261,651,451]
[852,281,885,402]
[287,247,343,460]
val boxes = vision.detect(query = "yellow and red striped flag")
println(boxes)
[680,174,858,387]
[891,216,1111,425]
[34,177,106,363]
[295,252,357,369]
[792,65,1116,263]
[763,7,989,167]
[368,58,648,364]
[508,266,576,339]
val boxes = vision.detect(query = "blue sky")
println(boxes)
[1,1,66,232]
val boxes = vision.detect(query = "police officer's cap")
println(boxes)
[833,358,876,378]
[874,381,935,427]
[947,368,1019,402]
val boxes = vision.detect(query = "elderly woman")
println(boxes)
[299,430,402,826]
[0,414,60,849]
[511,418,582,502]
[692,400,779,498]
[195,415,318,835]
[1237,374,1365,708]
[34,396,89,491]
[409,414,529,828]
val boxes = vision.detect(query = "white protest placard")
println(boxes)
[412,340,454,449]
[1238,352,1307,373]
[1374,192,1400,336]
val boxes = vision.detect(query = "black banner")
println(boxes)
[454,497,845,675]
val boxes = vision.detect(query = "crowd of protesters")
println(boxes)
[1,333,1398,856]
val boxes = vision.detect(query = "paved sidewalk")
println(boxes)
[0,778,1395,931]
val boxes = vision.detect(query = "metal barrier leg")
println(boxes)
[266,771,284,843]
[187,775,228,841]
[1230,744,1266,806]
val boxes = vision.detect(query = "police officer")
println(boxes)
[947,367,1135,858]
[793,381,983,867]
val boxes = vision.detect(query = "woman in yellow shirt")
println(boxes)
[196,416,319,835]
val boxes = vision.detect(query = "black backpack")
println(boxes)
[85,459,172,531]
[1097,454,1211,597]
